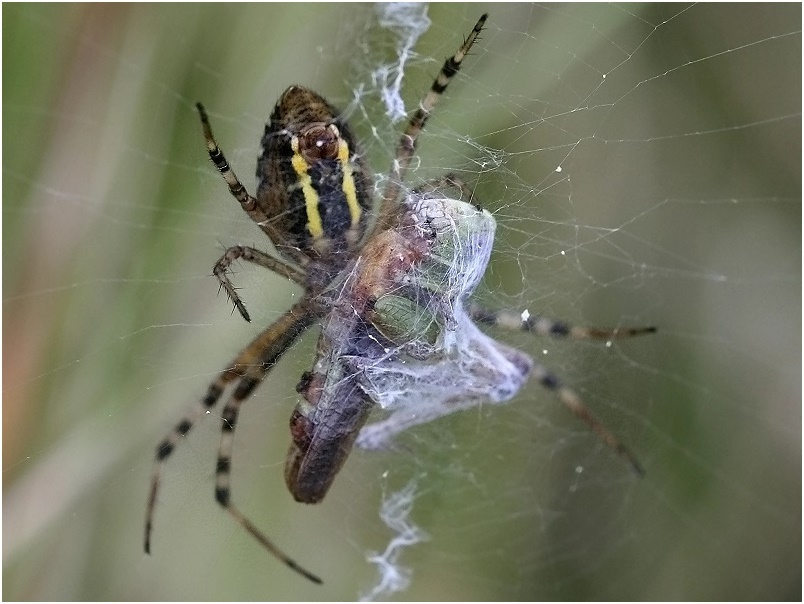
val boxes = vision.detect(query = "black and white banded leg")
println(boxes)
[468,301,655,474]
[375,14,488,232]
[469,302,657,341]
[145,301,321,584]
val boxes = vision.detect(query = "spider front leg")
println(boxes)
[374,14,488,233]
[196,103,306,266]
[197,102,269,226]
[198,102,308,322]
[145,299,321,584]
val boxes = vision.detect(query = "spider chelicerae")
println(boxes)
[144,14,655,584]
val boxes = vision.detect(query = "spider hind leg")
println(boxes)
[144,301,321,583]
[214,372,323,584]
[145,377,231,554]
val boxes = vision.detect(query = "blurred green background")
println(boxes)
[3,3,800,600]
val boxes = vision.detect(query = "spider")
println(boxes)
[144,13,655,585]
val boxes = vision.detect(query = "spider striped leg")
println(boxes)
[466,302,652,474]
[214,245,306,323]
[145,371,237,555]
[196,103,307,267]
[212,307,321,583]
[197,102,268,224]
[374,14,488,232]
[468,302,657,341]
[145,300,319,583]
[213,381,326,584]
[531,361,645,476]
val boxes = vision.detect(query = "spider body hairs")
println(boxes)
[145,13,654,584]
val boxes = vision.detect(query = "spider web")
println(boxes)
[3,3,800,601]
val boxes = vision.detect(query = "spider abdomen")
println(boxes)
[256,86,373,259]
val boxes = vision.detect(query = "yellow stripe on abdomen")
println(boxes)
[290,136,324,239]
[337,139,361,226]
